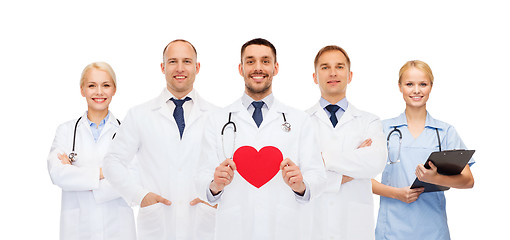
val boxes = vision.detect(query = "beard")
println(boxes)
[245,79,272,96]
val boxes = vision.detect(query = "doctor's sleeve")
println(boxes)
[324,117,387,179]
[47,123,101,191]
[298,116,327,202]
[195,113,223,205]
[103,109,149,206]
[92,159,140,204]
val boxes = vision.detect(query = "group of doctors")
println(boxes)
[47,38,475,240]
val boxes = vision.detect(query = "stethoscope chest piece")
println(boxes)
[281,122,291,132]
[68,152,77,162]
[281,113,291,132]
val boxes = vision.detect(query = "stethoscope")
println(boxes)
[68,116,120,163]
[220,112,291,159]
[386,126,441,164]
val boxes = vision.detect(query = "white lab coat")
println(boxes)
[47,112,136,240]
[103,89,217,240]
[197,97,326,240]
[306,102,387,240]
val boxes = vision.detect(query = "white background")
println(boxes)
[1,0,508,238]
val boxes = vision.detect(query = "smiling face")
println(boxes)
[239,44,279,100]
[399,67,432,110]
[313,50,353,103]
[161,41,200,99]
[81,68,116,114]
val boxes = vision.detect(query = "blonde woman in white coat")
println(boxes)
[47,62,136,240]
[307,46,387,240]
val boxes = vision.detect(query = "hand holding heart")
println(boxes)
[281,158,306,195]
[210,158,237,195]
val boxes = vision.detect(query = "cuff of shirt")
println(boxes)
[206,188,223,204]
[294,181,311,203]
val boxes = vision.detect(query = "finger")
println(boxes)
[190,198,201,206]
[280,158,291,169]
[226,158,237,170]
[157,196,172,206]
[428,161,437,170]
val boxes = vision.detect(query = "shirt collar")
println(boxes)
[319,97,348,112]
[87,111,110,127]
[390,111,444,130]
[241,92,274,110]
[162,88,196,104]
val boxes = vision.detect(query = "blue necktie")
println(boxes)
[325,104,340,127]
[251,101,264,128]
[171,97,191,139]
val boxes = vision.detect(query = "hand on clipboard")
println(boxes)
[411,149,475,192]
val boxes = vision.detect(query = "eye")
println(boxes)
[420,83,428,87]
[185,60,192,64]
[337,66,344,69]
[321,66,328,70]
[103,84,111,87]
[406,83,413,87]
[246,60,254,64]
[88,84,95,88]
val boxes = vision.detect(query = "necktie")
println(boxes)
[325,104,340,127]
[171,97,191,139]
[251,101,264,128]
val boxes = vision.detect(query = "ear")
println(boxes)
[347,71,353,84]
[238,63,244,77]
[80,86,85,97]
[273,62,279,76]
[195,62,201,75]
[313,72,318,84]
[160,62,165,74]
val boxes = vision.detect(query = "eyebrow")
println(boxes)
[167,57,194,61]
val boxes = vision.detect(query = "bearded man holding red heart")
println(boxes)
[196,38,327,240]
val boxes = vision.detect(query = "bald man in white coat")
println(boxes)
[103,40,217,240]
[307,45,387,240]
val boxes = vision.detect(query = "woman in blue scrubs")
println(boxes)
[372,60,475,240]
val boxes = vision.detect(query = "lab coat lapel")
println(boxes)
[227,99,258,128]
[186,92,206,129]
[97,112,119,141]
[259,100,282,129]
[309,102,334,129]
[336,104,358,128]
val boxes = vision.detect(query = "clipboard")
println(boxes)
[410,149,475,192]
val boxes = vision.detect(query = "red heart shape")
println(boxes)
[233,146,283,188]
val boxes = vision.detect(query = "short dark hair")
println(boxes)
[314,45,351,70]
[240,38,277,62]
[162,39,197,61]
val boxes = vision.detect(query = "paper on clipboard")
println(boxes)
[410,149,475,192]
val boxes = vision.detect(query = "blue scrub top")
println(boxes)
[375,112,475,240]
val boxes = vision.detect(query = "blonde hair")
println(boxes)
[398,60,434,85]
[80,62,117,88]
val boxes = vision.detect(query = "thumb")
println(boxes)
[429,161,437,170]
[157,195,172,206]
[190,198,201,206]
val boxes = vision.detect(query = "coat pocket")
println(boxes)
[215,206,241,240]
[192,202,216,240]
[137,203,165,240]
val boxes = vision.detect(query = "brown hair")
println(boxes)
[314,45,351,70]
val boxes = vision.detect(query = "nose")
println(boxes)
[413,85,420,94]
[329,68,338,77]
[96,85,104,95]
